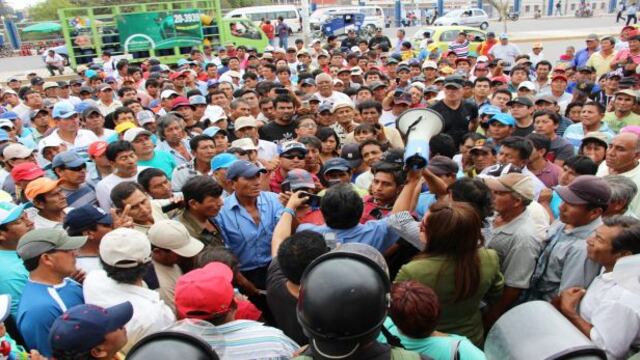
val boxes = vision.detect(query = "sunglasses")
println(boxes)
[282,153,305,160]
[66,165,86,172]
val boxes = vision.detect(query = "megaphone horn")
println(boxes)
[395,108,444,169]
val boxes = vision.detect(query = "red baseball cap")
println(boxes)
[169,70,189,80]
[10,162,44,182]
[175,262,234,320]
[170,96,193,111]
[88,141,108,157]
[552,74,568,82]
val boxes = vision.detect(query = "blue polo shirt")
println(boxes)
[297,215,400,252]
[215,192,284,271]
[17,278,84,357]
[0,250,28,317]
[137,150,177,179]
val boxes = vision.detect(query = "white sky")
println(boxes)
[7,0,45,11]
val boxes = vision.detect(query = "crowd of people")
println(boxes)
[0,21,640,360]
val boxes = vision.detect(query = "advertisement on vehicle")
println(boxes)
[115,9,203,52]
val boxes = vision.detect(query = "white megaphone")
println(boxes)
[396,108,444,169]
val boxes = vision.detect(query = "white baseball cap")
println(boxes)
[234,116,258,130]
[99,228,152,268]
[160,89,179,100]
[231,138,258,151]
[518,81,536,91]
[123,127,152,143]
[148,220,204,258]
[3,143,32,160]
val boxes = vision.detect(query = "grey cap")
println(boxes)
[17,229,87,260]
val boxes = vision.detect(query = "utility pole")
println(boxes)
[301,0,311,45]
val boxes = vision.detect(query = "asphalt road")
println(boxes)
[0,13,620,80]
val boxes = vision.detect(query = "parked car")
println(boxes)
[433,8,489,29]
[412,26,486,54]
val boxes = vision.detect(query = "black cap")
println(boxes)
[507,96,534,107]
[30,77,44,86]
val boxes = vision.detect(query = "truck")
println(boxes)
[57,0,269,68]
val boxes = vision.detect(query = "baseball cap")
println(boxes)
[231,138,258,151]
[534,94,558,104]
[3,143,33,160]
[331,100,355,114]
[586,33,599,41]
[280,141,308,156]
[369,81,386,91]
[351,67,363,76]
[175,262,235,320]
[189,95,207,106]
[479,104,501,117]
[551,74,568,82]
[0,120,14,130]
[88,141,108,157]
[169,71,189,80]
[491,75,509,84]
[171,96,193,111]
[300,78,316,87]
[81,105,101,119]
[39,136,64,156]
[63,205,113,234]
[575,81,595,95]
[30,76,44,85]
[203,126,227,138]
[393,93,412,105]
[211,153,238,172]
[318,103,333,114]
[379,149,404,168]
[517,81,535,91]
[484,173,534,201]
[114,121,136,134]
[17,229,87,260]
[422,60,438,69]
[556,175,611,206]
[136,110,156,126]
[427,155,459,176]
[507,96,534,107]
[323,157,352,175]
[123,127,152,143]
[499,33,509,40]
[340,143,362,169]
[424,85,440,94]
[226,160,266,180]
[43,82,59,90]
[581,131,610,150]
[79,86,93,95]
[24,177,60,201]
[52,150,85,169]
[443,76,463,89]
[160,90,179,100]
[10,162,44,182]
[49,302,133,353]
[148,220,204,258]
[283,169,315,191]
[0,202,25,226]
[52,101,77,119]
[615,88,638,100]
[470,138,497,155]
[488,113,516,127]
[96,84,112,93]
[100,228,151,268]
[234,116,258,130]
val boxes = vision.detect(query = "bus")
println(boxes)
[224,5,302,33]
[58,0,269,68]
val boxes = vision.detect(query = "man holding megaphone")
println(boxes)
[430,76,480,147]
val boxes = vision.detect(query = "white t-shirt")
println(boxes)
[96,168,146,211]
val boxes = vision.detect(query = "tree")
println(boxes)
[28,0,73,21]
[486,0,510,32]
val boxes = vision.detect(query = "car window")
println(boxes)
[473,10,484,16]
[468,30,485,42]
[440,30,458,42]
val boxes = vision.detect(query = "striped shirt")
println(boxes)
[448,40,470,58]
[170,319,299,360]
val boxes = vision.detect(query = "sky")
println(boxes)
[7,0,45,10]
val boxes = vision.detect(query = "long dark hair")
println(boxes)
[421,201,482,302]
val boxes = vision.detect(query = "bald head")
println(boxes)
[607,132,640,174]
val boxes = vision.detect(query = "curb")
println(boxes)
[511,31,620,43]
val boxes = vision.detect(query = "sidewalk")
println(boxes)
[510,25,622,43]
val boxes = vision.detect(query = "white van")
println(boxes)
[225,5,302,33]
[309,6,385,32]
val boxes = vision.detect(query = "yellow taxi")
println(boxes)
[411,25,487,55]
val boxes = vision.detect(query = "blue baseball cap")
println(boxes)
[84,69,97,79]
[49,302,133,353]
[488,113,516,127]
[279,141,308,156]
[203,126,227,138]
[0,111,18,121]
[323,157,351,175]
[63,205,113,233]
[0,202,24,226]
[177,58,189,67]
[189,95,207,106]
[226,160,267,180]
[211,153,238,172]
[52,101,77,119]
[479,104,501,117]
[52,150,85,169]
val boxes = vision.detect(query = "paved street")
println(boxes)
[0,13,627,81]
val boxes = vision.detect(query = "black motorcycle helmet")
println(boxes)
[297,244,391,359]
[126,331,219,360]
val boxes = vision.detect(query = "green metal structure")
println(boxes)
[57,0,268,68]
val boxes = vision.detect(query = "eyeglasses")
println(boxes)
[282,153,306,160]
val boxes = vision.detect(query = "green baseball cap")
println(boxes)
[17,229,87,260]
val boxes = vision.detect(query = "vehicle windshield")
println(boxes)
[443,10,464,17]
